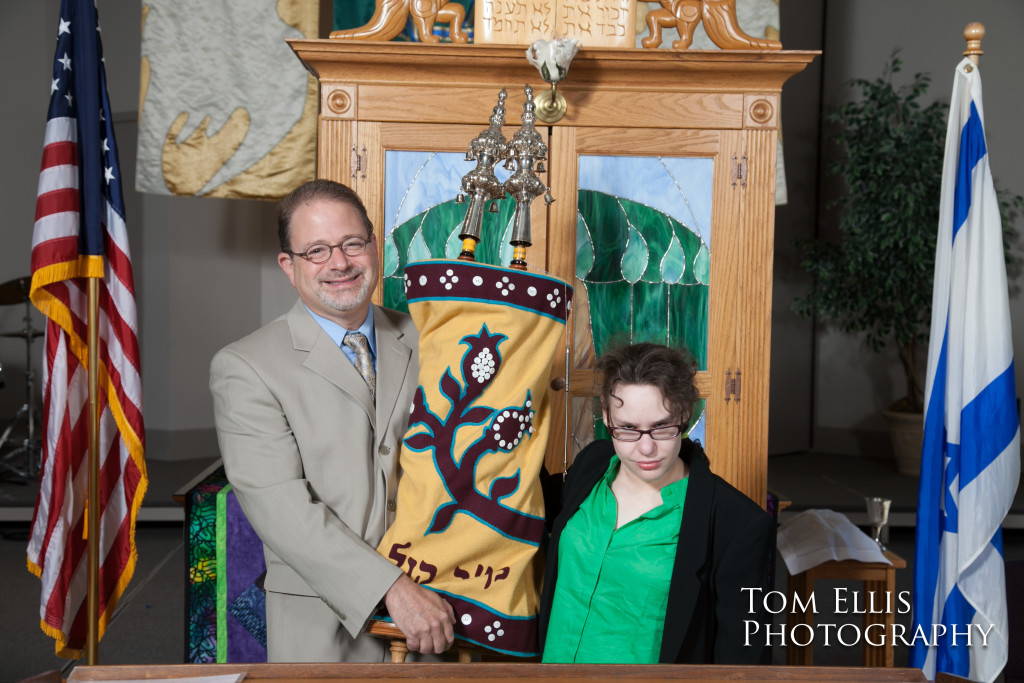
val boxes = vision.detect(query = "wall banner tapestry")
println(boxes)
[378,260,572,656]
[136,0,318,199]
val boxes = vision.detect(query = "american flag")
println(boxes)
[27,0,146,658]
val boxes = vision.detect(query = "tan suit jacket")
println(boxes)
[210,300,419,661]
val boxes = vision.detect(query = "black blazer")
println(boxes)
[538,439,775,664]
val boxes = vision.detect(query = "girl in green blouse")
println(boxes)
[538,343,774,664]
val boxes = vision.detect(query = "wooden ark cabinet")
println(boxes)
[288,40,815,506]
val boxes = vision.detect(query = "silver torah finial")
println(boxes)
[526,38,581,124]
[503,84,554,271]
[456,89,509,261]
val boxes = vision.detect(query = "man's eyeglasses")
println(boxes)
[287,237,371,264]
[607,424,684,442]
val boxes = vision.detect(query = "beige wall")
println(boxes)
[2,0,1022,462]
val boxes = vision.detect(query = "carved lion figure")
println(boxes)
[330,0,470,43]
[642,0,781,50]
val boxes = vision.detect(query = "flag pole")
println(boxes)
[964,22,984,65]
[86,277,100,665]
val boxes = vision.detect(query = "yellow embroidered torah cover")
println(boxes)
[378,260,572,656]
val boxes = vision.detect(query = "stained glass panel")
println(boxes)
[575,154,712,370]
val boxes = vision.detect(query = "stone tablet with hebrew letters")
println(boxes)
[475,0,635,47]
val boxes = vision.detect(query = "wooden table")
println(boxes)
[786,550,907,667]
[67,662,928,682]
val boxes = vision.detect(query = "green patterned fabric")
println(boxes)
[216,485,230,663]
[186,467,228,663]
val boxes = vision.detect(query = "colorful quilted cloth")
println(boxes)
[216,486,268,662]
[185,472,268,664]
[378,260,572,656]
[186,468,227,663]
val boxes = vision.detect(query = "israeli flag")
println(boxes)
[910,57,1020,683]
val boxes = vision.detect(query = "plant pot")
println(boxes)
[882,409,923,476]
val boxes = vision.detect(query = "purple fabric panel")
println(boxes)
[225,489,267,662]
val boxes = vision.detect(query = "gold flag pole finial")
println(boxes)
[964,22,985,65]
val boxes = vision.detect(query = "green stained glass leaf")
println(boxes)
[407,229,433,264]
[576,215,595,281]
[423,202,463,249]
[660,233,686,284]
[694,244,711,284]
[445,225,463,259]
[383,235,400,277]
[622,202,672,283]
[672,224,703,285]
[621,226,649,284]
[580,191,628,282]
[390,215,420,273]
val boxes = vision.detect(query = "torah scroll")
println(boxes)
[377,259,572,656]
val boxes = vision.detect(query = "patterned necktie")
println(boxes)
[343,332,376,400]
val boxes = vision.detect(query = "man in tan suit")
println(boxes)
[210,179,455,662]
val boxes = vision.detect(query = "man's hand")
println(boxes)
[383,574,456,654]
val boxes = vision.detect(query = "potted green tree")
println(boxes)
[795,53,1020,475]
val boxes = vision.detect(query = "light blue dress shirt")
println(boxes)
[304,306,377,371]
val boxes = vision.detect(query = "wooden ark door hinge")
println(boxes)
[731,154,747,188]
[724,369,741,402]
[351,146,367,179]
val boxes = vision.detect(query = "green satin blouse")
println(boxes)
[542,455,688,663]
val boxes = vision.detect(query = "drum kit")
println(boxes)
[0,275,42,482]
